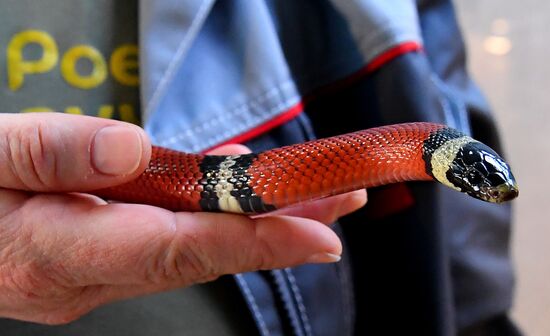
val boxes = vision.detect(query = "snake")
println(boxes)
[93,122,519,214]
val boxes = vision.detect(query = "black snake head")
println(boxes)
[423,128,519,203]
[445,141,519,203]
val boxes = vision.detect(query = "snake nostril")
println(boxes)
[488,189,501,199]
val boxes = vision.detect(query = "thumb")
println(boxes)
[0,112,151,192]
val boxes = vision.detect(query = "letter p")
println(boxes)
[7,30,58,91]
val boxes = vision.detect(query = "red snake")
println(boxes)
[93,122,518,213]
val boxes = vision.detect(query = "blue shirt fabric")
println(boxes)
[140,0,422,152]
[139,1,520,335]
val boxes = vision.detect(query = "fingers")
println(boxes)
[0,112,151,192]
[93,209,340,286]
[17,194,341,285]
[205,143,252,155]
[259,190,367,224]
[0,190,343,323]
[92,211,341,305]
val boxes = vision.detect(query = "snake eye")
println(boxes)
[467,170,483,185]
[462,149,482,165]
[487,173,506,186]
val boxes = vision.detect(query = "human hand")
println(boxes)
[0,113,366,324]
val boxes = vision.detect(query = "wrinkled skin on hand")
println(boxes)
[0,113,366,324]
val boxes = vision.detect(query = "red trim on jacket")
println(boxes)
[364,183,416,220]
[208,41,422,150]
[211,102,304,149]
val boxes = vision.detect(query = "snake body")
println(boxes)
[93,122,518,213]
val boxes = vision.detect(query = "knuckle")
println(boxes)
[7,261,58,299]
[238,219,277,271]
[0,226,75,301]
[7,123,59,190]
[40,286,101,325]
[141,215,281,284]
[1,262,96,325]
[142,217,219,284]
[166,232,217,283]
[250,235,277,271]
[0,203,99,324]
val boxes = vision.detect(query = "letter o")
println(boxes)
[61,45,107,89]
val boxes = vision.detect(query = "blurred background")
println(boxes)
[455,2,549,335]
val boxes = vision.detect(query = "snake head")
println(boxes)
[445,141,519,203]
[424,128,519,204]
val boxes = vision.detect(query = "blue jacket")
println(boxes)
[140,0,519,335]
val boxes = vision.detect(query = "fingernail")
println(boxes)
[92,126,143,175]
[306,253,341,264]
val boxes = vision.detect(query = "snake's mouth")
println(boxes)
[481,182,519,203]
[497,182,519,202]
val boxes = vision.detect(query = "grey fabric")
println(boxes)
[0,0,139,121]
[0,280,257,336]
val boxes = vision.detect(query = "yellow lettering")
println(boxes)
[66,105,115,119]
[21,106,54,113]
[97,105,115,119]
[23,105,138,124]
[61,45,107,89]
[119,104,140,124]
[65,106,84,115]
[7,30,59,91]
[110,44,139,86]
